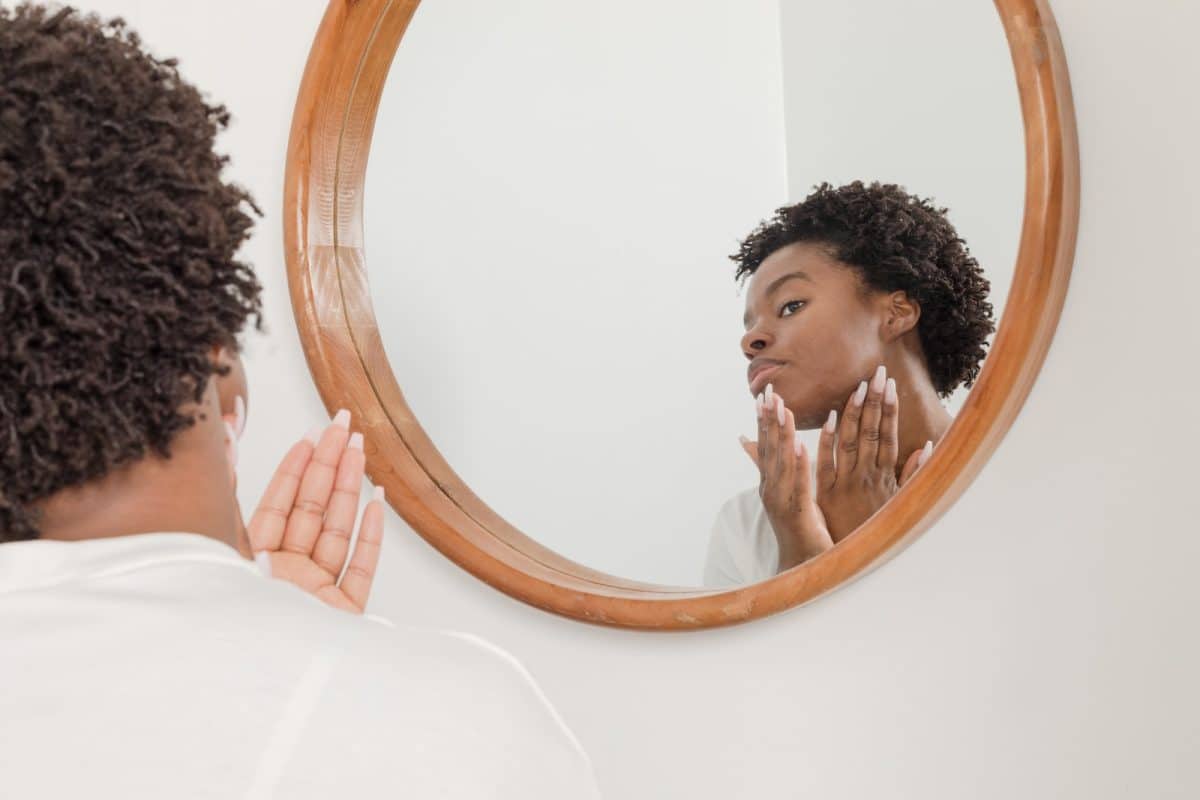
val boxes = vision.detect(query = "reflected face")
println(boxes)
[741,241,887,429]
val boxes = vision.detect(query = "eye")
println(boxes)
[780,300,805,317]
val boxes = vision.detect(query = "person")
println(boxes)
[0,4,602,797]
[702,181,996,587]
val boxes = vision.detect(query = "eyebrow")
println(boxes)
[743,271,814,328]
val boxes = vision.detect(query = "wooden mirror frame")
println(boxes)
[284,0,1079,630]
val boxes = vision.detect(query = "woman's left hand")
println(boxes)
[740,366,931,543]
[813,367,921,541]
[233,413,386,614]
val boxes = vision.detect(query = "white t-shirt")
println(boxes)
[702,486,779,587]
[0,531,602,799]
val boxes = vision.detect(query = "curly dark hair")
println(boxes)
[0,3,265,543]
[731,180,995,398]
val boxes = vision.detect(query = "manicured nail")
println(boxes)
[870,364,887,395]
[824,408,837,433]
[764,382,774,407]
[738,434,751,446]
[254,550,272,578]
[224,421,238,469]
[794,437,804,457]
[854,381,868,406]
[303,425,322,446]
[775,394,786,425]
[234,395,246,439]
[884,377,897,405]
[917,440,933,467]
[756,393,765,418]
[332,408,351,429]
[348,432,364,451]
[372,485,385,504]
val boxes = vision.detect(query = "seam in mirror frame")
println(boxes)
[283,0,1080,630]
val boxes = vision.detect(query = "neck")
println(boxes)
[31,402,250,559]
[885,347,954,473]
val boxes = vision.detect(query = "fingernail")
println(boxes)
[871,364,887,394]
[884,377,897,405]
[775,395,786,425]
[756,393,765,419]
[854,380,868,406]
[372,485,385,504]
[765,383,774,407]
[918,440,933,467]
[333,408,351,429]
[254,550,272,578]
[303,425,322,446]
[794,436,804,457]
[348,432,364,451]
[738,434,750,446]
[224,421,238,469]
[824,408,837,433]
[234,395,246,439]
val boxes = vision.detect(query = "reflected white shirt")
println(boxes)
[0,531,602,799]
[702,486,779,587]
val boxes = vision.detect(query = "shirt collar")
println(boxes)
[0,531,264,594]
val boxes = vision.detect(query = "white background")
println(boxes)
[81,1,1199,797]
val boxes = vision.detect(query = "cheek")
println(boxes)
[776,321,875,424]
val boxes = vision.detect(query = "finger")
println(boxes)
[836,380,867,481]
[246,430,319,552]
[338,485,387,611]
[794,438,815,506]
[774,397,796,502]
[756,390,777,483]
[280,410,352,556]
[897,438,931,489]
[877,376,900,471]
[816,408,838,494]
[857,365,887,471]
[738,436,760,469]
[310,433,366,577]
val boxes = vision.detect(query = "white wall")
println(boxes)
[84,1,1199,798]
[365,0,787,586]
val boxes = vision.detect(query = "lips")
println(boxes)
[748,361,786,394]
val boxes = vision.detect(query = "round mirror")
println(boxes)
[285,0,1078,627]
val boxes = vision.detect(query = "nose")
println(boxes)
[740,326,771,358]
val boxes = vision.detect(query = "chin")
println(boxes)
[779,383,845,430]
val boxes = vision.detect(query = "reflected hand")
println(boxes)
[239,410,386,614]
[753,387,833,571]
[810,366,928,542]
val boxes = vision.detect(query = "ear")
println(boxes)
[881,291,920,342]
[208,341,248,439]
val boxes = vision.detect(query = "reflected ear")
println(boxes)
[882,291,920,341]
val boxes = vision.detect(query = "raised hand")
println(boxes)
[814,365,929,542]
[241,409,386,614]
[753,386,834,571]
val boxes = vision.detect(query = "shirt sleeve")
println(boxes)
[702,489,779,588]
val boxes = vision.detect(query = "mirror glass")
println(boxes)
[365,0,1022,587]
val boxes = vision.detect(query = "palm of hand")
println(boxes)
[227,411,385,615]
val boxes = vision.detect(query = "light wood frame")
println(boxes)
[283,0,1080,629]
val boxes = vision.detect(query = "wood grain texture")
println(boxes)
[283,0,1080,629]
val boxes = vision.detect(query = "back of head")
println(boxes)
[0,3,265,542]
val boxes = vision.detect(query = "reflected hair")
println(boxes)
[731,180,996,398]
[0,3,265,542]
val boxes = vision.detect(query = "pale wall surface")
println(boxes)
[68,1,1200,797]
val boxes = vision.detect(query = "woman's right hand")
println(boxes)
[754,388,834,571]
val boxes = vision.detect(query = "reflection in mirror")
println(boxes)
[365,0,1022,587]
